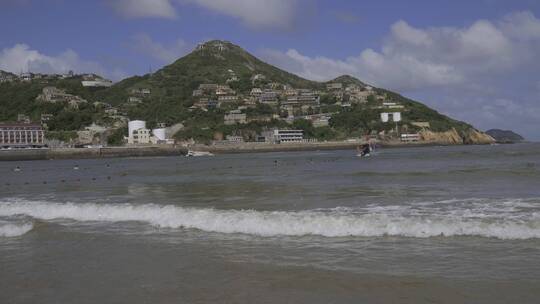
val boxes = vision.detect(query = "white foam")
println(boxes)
[0,199,539,239]
[0,222,33,237]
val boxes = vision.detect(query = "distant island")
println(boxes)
[485,129,524,143]
[1,40,494,151]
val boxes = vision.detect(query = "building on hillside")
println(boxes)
[40,114,53,127]
[129,88,151,96]
[198,84,218,91]
[380,102,404,109]
[36,86,87,107]
[192,89,203,97]
[17,114,30,124]
[0,123,45,148]
[216,85,235,96]
[380,112,402,123]
[226,135,244,143]
[218,95,238,103]
[224,110,247,125]
[82,79,113,87]
[263,129,304,144]
[259,90,279,105]
[127,96,142,104]
[283,90,320,107]
[250,88,263,97]
[194,98,219,109]
[401,133,421,142]
[20,73,32,81]
[104,107,119,116]
[411,122,430,129]
[326,83,343,90]
[127,120,150,145]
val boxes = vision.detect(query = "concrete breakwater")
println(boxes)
[0,146,187,161]
[193,141,362,154]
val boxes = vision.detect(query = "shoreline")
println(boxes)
[0,140,499,161]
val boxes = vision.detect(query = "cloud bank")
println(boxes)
[259,11,540,139]
[108,0,300,29]
[0,44,126,80]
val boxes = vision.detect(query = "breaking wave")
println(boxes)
[0,199,539,239]
[0,221,33,237]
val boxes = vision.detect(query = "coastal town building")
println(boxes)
[127,120,173,145]
[259,90,279,105]
[82,79,113,87]
[218,95,238,103]
[40,114,53,127]
[380,112,402,123]
[0,123,45,147]
[411,122,431,129]
[36,86,87,108]
[224,110,247,125]
[127,120,151,145]
[17,114,30,124]
[326,83,343,90]
[400,133,421,142]
[264,129,304,144]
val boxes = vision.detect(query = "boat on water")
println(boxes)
[186,150,214,157]
[356,143,374,158]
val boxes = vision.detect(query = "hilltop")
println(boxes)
[486,129,524,143]
[0,40,494,145]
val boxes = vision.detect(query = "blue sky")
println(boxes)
[1,0,539,139]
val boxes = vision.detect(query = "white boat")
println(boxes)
[186,150,214,157]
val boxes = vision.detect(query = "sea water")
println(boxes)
[1,143,539,303]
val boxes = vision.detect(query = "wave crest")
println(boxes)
[0,222,33,237]
[0,199,539,239]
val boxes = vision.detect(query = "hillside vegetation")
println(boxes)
[0,40,484,144]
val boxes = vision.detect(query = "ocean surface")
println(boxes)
[1,143,540,303]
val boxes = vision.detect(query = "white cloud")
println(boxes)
[108,0,300,29]
[187,0,300,29]
[260,11,540,90]
[259,11,540,139]
[0,44,126,80]
[109,0,176,19]
[131,33,191,62]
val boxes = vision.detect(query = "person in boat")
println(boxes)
[357,144,371,156]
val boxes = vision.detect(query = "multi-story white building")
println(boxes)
[0,124,45,147]
[264,129,304,144]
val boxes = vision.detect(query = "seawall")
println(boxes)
[0,146,187,161]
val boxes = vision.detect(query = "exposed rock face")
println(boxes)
[420,128,495,145]
[420,128,463,144]
[463,129,496,145]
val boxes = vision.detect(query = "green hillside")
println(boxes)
[0,40,480,144]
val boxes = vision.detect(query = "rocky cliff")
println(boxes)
[420,128,495,145]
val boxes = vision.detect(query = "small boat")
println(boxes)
[356,144,373,158]
[186,150,214,157]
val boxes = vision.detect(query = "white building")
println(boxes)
[380,112,402,123]
[0,123,45,147]
[127,120,173,144]
[81,80,113,87]
[127,120,149,144]
[401,133,421,142]
[266,129,304,144]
